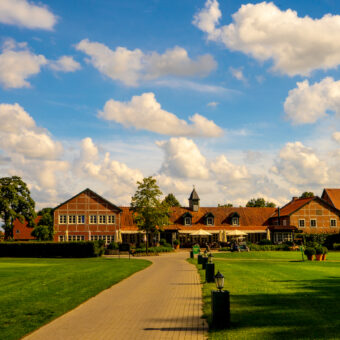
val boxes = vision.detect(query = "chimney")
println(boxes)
[292,197,298,201]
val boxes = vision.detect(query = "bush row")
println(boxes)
[333,243,340,251]
[247,243,291,251]
[0,242,104,258]
[133,246,173,255]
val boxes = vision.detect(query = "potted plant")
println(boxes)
[304,247,316,261]
[315,246,323,261]
[322,246,328,261]
[173,239,180,250]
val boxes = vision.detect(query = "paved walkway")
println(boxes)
[24,252,207,340]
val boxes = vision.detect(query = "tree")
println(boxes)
[31,207,54,240]
[163,193,180,207]
[218,203,233,207]
[0,176,36,239]
[246,197,276,208]
[300,192,314,198]
[31,225,51,241]
[130,177,169,253]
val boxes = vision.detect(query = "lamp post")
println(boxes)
[211,271,230,329]
[205,253,215,283]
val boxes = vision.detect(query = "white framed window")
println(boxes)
[107,215,115,224]
[232,217,239,226]
[89,215,97,224]
[184,217,191,225]
[77,215,85,224]
[98,215,106,224]
[76,235,81,241]
[330,219,337,227]
[298,219,305,228]
[94,235,98,241]
[68,236,72,241]
[72,235,77,241]
[59,215,67,224]
[207,217,214,225]
[310,219,317,228]
[59,235,64,242]
[90,236,94,241]
[283,220,287,226]
[68,215,76,224]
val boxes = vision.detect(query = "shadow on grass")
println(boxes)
[224,277,340,339]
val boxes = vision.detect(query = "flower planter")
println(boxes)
[315,254,323,261]
[307,255,314,261]
[322,254,327,261]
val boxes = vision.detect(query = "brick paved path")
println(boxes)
[24,252,207,340]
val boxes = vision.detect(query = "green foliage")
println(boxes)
[258,239,272,245]
[246,197,276,208]
[162,193,180,207]
[133,246,173,255]
[31,225,51,241]
[322,246,328,255]
[0,241,104,258]
[107,242,119,250]
[300,191,314,198]
[130,177,169,253]
[304,247,316,256]
[159,238,171,247]
[218,203,233,207]
[315,246,323,255]
[248,243,291,251]
[173,239,180,246]
[0,176,36,239]
[333,243,340,250]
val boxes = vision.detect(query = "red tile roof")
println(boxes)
[272,197,315,217]
[119,206,275,229]
[13,216,41,240]
[323,189,340,210]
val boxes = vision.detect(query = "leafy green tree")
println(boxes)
[130,177,169,253]
[218,203,233,207]
[31,225,51,241]
[163,193,180,207]
[246,197,276,208]
[0,176,36,239]
[31,207,54,240]
[300,192,314,198]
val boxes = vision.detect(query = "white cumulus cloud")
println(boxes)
[49,56,81,72]
[0,0,56,30]
[99,92,223,137]
[284,77,340,125]
[332,131,340,144]
[0,39,47,88]
[194,0,340,76]
[272,141,328,186]
[76,39,216,86]
[156,137,209,179]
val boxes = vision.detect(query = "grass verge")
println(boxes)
[190,251,340,339]
[0,257,150,340]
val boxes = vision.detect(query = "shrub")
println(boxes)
[0,242,104,258]
[248,243,291,251]
[333,243,340,251]
[159,238,166,246]
[322,246,328,255]
[133,246,173,256]
[258,239,272,245]
[173,239,180,246]
[304,247,316,256]
[218,247,231,252]
[107,242,119,250]
[315,246,323,255]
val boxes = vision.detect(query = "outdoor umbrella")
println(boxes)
[266,228,271,241]
[222,230,227,242]
[190,229,212,236]
[227,230,248,236]
[218,230,223,242]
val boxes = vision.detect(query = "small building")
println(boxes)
[269,196,340,243]
[53,188,122,244]
[13,216,41,241]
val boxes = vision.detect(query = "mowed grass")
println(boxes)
[0,257,151,340]
[191,251,340,340]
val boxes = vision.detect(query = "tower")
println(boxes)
[189,187,200,212]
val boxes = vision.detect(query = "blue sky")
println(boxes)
[1,0,340,208]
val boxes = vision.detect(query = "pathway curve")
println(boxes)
[24,252,207,340]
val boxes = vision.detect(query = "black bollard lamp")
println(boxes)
[208,253,213,263]
[215,270,224,291]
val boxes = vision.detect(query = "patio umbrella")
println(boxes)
[190,229,212,236]
[227,230,248,236]
[218,230,223,242]
[266,228,271,241]
[222,230,227,242]
[115,230,122,243]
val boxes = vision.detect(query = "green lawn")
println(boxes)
[191,251,340,339]
[0,257,151,340]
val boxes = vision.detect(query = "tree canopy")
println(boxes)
[32,207,54,240]
[0,176,36,239]
[130,177,169,251]
[218,203,233,207]
[300,192,314,198]
[163,193,180,207]
[246,198,276,208]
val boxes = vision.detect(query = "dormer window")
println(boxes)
[183,212,192,225]
[232,217,239,226]
[229,212,240,226]
[184,217,192,225]
[205,212,214,226]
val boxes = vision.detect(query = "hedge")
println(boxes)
[248,243,291,251]
[0,241,104,258]
[132,246,173,256]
